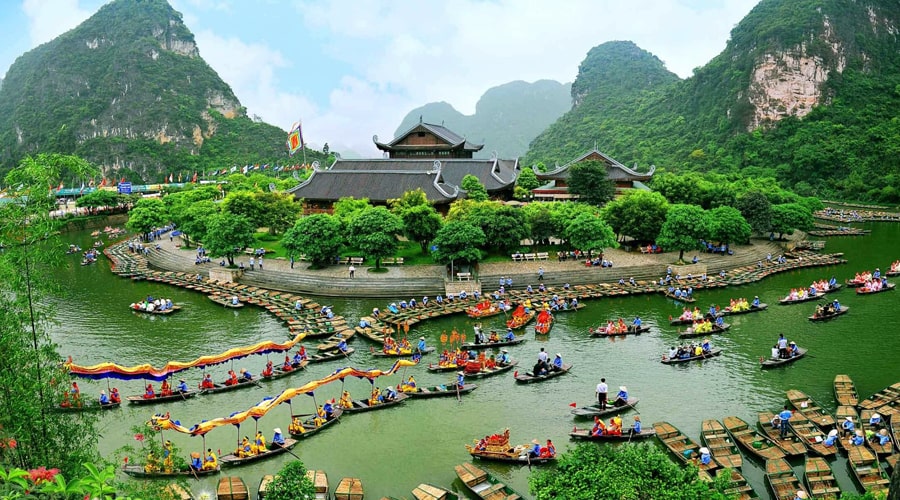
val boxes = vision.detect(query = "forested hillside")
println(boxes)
[526,0,900,201]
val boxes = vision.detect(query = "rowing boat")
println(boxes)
[670,313,718,326]
[334,477,363,500]
[847,444,890,495]
[700,419,742,470]
[209,295,244,308]
[834,374,859,406]
[505,309,535,330]
[663,291,696,303]
[859,408,894,456]
[804,457,840,500]
[130,305,182,315]
[454,462,522,500]
[808,305,849,321]
[661,348,722,364]
[218,439,298,467]
[258,475,273,500]
[785,411,835,457]
[306,470,328,500]
[55,401,120,412]
[778,285,839,304]
[765,458,808,500]
[652,421,719,474]
[570,397,639,418]
[858,381,900,411]
[126,391,197,405]
[589,325,649,336]
[305,347,354,363]
[756,412,807,457]
[122,464,219,478]
[722,303,768,316]
[412,483,458,500]
[856,282,896,295]
[463,361,518,379]
[459,337,525,350]
[465,301,505,319]
[289,408,343,439]
[261,360,308,382]
[465,430,555,465]
[405,384,477,398]
[199,378,260,395]
[722,415,785,461]
[371,346,435,358]
[787,389,837,429]
[533,309,554,335]
[513,363,572,383]
[569,427,656,441]
[217,476,249,500]
[721,469,757,500]
[678,323,730,338]
[342,392,409,413]
[759,348,807,368]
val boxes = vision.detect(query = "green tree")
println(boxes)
[461,174,489,202]
[75,189,123,212]
[282,214,344,267]
[348,207,404,269]
[651,172,707,206]
[332,197,371,228]
[431,221,485,265]
[0,155,100,476]
[222,191,264,228]
[735,191,773,235]
[530,443,730,500]
[255,191,300,235]
[770,203,814,239]
[522,202,555,245]
[549,202,598,242]
[708,206,751,247]
[600,190,669,242]
[656,204,710,261]
[567,160,616,206]
[399,204,443,254]
[203,213,256,266]
[388,188,429,214]
[565,213,617,254]
[264,460,316,500]
[516,166,541,191]
[466,204,529,253]
[125,198,169,237]
[172,200,217,247]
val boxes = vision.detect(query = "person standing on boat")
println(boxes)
[596,378,608,409]
[778,406,793,438]
[231,295,239,306]
[777,334,789,359]
[249,256,255,270]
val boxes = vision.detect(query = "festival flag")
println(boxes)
[286,121,304,156]
[230,166,238,173]
[168,173,174,183]
[569,402,577,408]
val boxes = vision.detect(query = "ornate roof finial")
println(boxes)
[593,140,598,151]
[419,115,423,124]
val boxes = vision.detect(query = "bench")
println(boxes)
[384,257,405,265]
[349,257,364,266]
[523,253,536,261]
[511,253,525,261]
[536,252,549,260]
[457,272,472,281]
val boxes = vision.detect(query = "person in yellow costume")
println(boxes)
[289,416,305,435]
[400,376,417,393]
[339,390,353,409]
[144,450,159,473]
[162,440,174,473]
[253,431,266,454]
[369,387,381,406]
[236,436,252,457]
[202,449,218,470]
[313,405,327,426]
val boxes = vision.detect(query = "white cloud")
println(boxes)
[22,0,92,47]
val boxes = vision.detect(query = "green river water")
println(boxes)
[51,222,900,499]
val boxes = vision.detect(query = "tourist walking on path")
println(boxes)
[259,256,263,270]
[349,265,356,278]
[538,267,544,281]
[249,256,255,271]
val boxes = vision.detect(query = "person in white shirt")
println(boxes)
[596,378,608,409]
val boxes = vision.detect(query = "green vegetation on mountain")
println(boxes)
[526,1,900,202]
[0,0,327,182]
[396,80,571,158]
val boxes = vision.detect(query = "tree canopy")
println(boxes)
[461,174,489,202]
[770,203,814,239]
[565,213,617,253]
[708,206,752,246]
[202,213,256,266]
[282,214,344,267]
[431,221,486,265]
[348,207,404,269]
[125,198,169,236]
[656,204,710,261]
[399,204,443,254]
[567,160,616,207]
[600,190,669,242]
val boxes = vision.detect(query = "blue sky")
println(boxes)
[0,0,761,156]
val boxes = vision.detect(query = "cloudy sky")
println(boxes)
[0,0,760,156]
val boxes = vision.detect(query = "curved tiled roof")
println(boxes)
[374,122,483,152]
[534,148,655,181]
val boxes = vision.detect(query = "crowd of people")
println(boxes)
[770,334,802,359]
[589,414,642,437]
[813,299,843,318]
[665,339,714,361]
[130,295,174,312]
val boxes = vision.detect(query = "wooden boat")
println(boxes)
[505,309,535,330]
[218,439,298,466]
[887,454,898,474]
[858,381,900,411]
[569,427,656,441]
[847,444,890,495]
[466,445,556,465]
[334,477,364,500]
[856,282,896,294]
[662,291,696,303]
[834,374,859,406]
[670,312,718,326]
[533,310,554,335]
[289,407,343,438]
[122,464,219,478]
[721,469,757,500]
[305,347,354,364]
[661,348,722,364]
[466,301,504,319]
[786,412,836,457]
[700,419,742,470]
[126,391,197,405]
[459,337,525,350]
[513,363,572,383]
[166,484,193,500]
[787,389,837,429]
[678,323,730,338]
[722,416,785,461]
[216,477,249,500]
[130,305,181,315]
[721,303,768,316]
[405,383,477,398]
[570,397,639,418]
[759,348,807,368]
[463,361,518,379]
[262,360,309,382]
[765,458,808,500]
[55,400,120,412]
[209,295,244,308]
[756,412,807,457]
[199,378,260,395]
[892,416,900,451]
[371,346,435,358]
[778,286,837,304]
[804,457,840,500]
[860,408,894,456]
[257,475,273,500]
[412,483,458,500]
[589,324,650,336]
[454,462,522,500]
[653,421,719,474]
[306,470,329,500]
[343,392,409,413]
[808,305,849,321]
